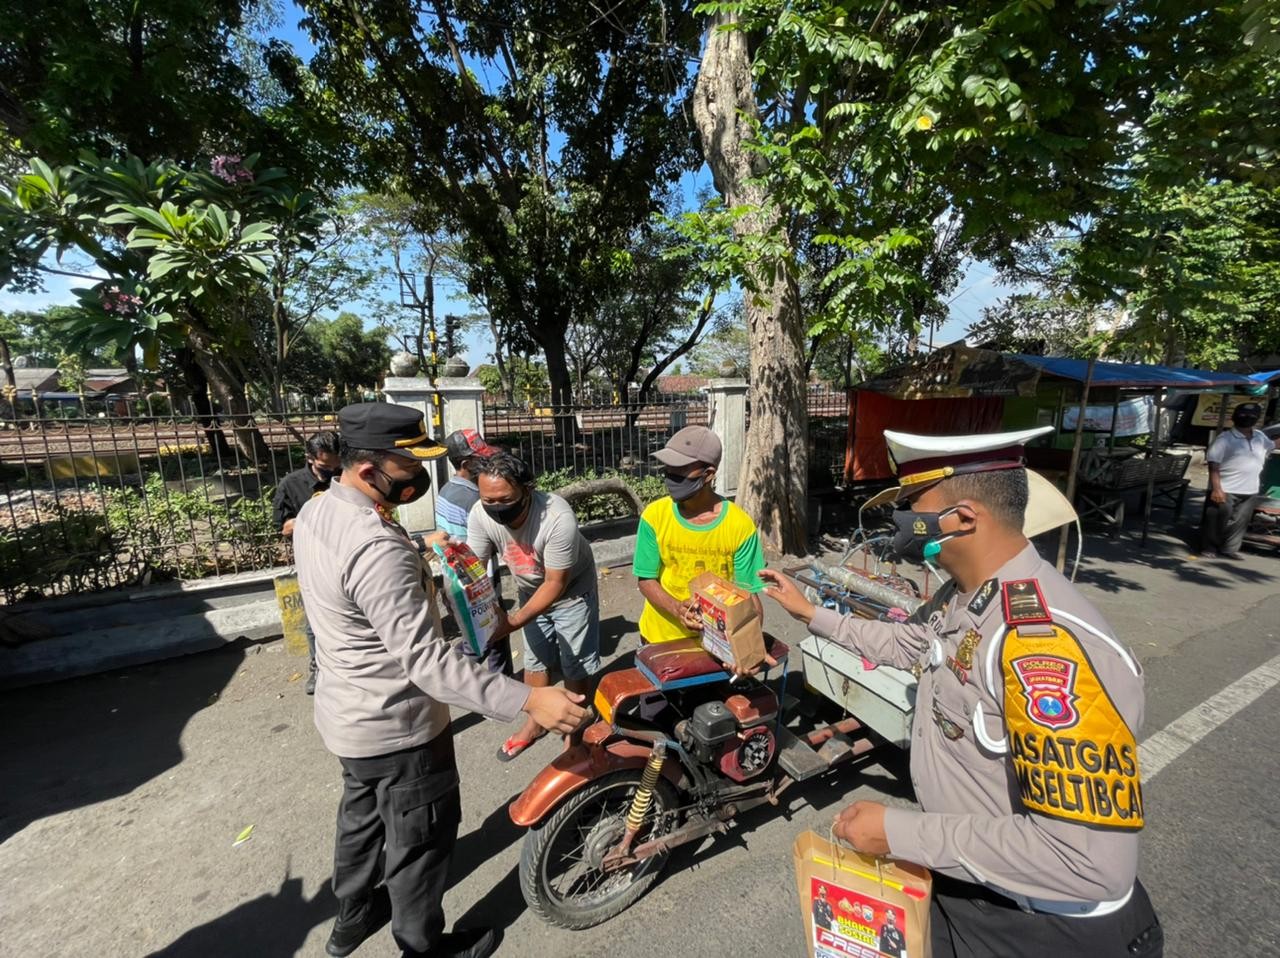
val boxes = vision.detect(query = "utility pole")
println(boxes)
[398,270,442,429]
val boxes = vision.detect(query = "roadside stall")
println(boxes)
[843,346,1257,544]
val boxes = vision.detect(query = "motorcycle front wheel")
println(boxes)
[518,770,679,929]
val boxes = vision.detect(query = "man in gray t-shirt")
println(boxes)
[467,452,600,761]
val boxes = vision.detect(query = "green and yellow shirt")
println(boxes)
[632,496,766,643]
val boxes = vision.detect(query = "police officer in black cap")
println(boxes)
[294,402,586,958]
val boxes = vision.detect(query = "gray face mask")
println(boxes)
[664,471,706,502]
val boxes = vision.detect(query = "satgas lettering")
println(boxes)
[1002,624,1145,831]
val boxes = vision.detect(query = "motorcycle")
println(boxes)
[507,593,920,930]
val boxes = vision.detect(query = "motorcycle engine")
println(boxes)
[681,685,779,782]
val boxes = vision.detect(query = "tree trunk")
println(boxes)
[541,330,578,448]
[184,329,272,464]
[693,12,808,557]
[175,347,235,461]
[0,336,15,417]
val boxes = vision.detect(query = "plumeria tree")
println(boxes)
[0,151,353,455]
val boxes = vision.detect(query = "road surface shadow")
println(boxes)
[449,794,525,892]
[143,873,342,957]
[0,637,257,847]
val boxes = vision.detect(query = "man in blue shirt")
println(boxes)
[435,429,512,674]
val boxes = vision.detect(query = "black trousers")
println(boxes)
[929,874,1163,958]
[334,730,461,955]
[1201,493,1261,555]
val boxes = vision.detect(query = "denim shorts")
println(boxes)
[521,590,601,680]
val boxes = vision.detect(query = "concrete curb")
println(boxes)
[1,521,641,689]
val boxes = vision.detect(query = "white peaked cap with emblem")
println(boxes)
[863,425,1077,536]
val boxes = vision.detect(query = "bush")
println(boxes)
[537,467,666,523]
[0,474,286,599]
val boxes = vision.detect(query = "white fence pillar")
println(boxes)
[436,377,487,438]
[381,376,442,534]
[706,378,749,498]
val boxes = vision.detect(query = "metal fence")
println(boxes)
[0,391,367,604]
[4,382,855,604]
[807,385,852,489]
[482,389,710,481]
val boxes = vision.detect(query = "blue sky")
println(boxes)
[3,3,1016,367]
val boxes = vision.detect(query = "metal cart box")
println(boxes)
[799,635,917,748]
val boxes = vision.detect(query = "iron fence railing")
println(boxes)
[482,390,710,480]
[4,383,854,603]
[0,392,368,604]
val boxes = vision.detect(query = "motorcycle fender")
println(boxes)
[508,740,684,828]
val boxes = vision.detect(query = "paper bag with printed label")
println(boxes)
[689,571,765,671]
[794,831,931,958]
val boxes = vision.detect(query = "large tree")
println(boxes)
[994,2,1280,367]
[298,0,705,430]
[689,0,1202,553]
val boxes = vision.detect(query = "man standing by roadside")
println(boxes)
[435,429,512,675]
[294,404,586,958]
[633,425,765,643]
[273,430,341,694]
[1201,401,1276,558]
[467,451,601,761]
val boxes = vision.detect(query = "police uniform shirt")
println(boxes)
[808,543,1146,907]
[273,464,330,530]
[295,480,530,758]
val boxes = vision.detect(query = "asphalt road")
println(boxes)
[1,527,1277,958]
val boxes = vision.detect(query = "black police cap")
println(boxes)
[337,403,446,460]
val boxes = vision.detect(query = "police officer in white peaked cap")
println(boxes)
[761,426,1163,957]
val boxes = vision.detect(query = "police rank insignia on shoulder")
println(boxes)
[1001,579,1052,626]
[1001,623,1144,831]
[968,578,998,616]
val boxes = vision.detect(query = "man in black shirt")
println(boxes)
[273,430,341,693]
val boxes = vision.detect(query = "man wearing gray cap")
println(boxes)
[633,425,766,643]
[294,402,586,958]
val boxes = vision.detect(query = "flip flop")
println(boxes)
[497,735,540,762]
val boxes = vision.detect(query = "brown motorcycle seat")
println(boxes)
[636,635,792,687]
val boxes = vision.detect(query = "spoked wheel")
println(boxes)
[518,770,679,929]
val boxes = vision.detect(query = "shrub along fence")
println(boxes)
[0,392,363,604]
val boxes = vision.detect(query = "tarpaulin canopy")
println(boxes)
[1249,369,1280,385]
[1011,354,1258,389]
[855,346,1258,397]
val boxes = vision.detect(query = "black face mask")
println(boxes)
[483,492,528,527]
[312,463,339,484]
[375,466,431,505]
[664,471,707,502]
[1234,416,1259,429]
[890,505,960,564]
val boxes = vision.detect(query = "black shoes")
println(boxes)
[326,890,389,957]
[401,927,502,958]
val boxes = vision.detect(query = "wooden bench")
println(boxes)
[1075,452,1192,539]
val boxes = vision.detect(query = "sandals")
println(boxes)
[497,733,543,762]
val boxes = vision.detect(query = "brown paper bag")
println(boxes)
[793,831,932,958]
[689,571,766,671]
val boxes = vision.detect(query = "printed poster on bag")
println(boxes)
[810,878,908,958]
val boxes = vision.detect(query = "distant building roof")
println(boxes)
[12,368,60,392]
[655,374,709,394]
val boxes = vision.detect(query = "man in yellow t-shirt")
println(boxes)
[633,426,766,643]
